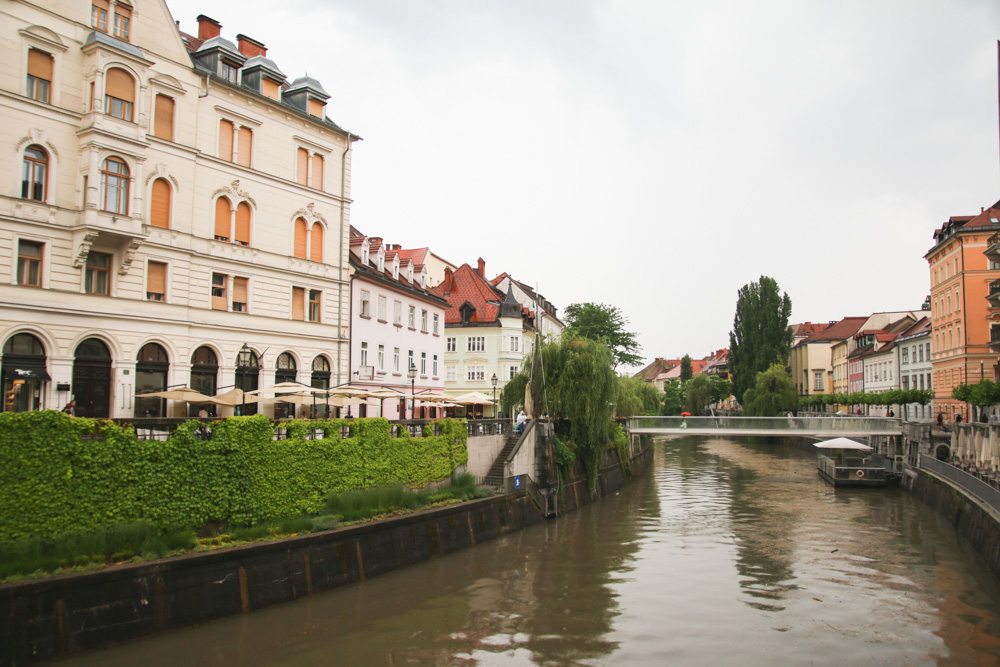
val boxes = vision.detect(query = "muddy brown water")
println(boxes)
[53,436,1000,666]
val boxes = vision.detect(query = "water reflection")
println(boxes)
[53,436,1000,666]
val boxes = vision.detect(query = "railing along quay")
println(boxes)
[920,454,1000,516]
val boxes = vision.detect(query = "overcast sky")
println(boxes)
[167,0,1000,370]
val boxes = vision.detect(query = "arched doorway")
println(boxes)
[73,338,112,418]
[311,355,331,419]
[935,444,950,461]
[235,347,259,416]
[134,343,168,418]
[190,346,218,417]
[2,333,49,412]
[274,352,297,419]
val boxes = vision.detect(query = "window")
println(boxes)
[212,273,227,310]
[311,154,324,190]
[421,310,428,332]
[361,290,371,317]
[408,350,414,373]
[234,202,251,246]
[509,365,519,380]
[214,197,231,241]
[421,352,427,376]
[468,336,485,352]
[446,365,456,382]
[150,178,171,229]
[360,342,368,368]
[146,261,166,301]
[219,119,234,160]
[233,277,248,312]
[466,364,485,381]
[378,296,387,322]
[813,371,823,392]
[955,287,960,310]
[294,218,307,258]
[85,252,111,295]
[433,355,438,377]
[219,60,239,84]
[447,337,456,352]
[308,290,320,322]
[408,306,415,328]
[510,335,519,352]
[901,347,909,365]
[292,286,305,320]
[153,94,174,141]
[104,68,134,121]
[91,2,108,31]
[17,240,42,287]
[26,49,52,103]
[394,301,402,326]
[21,146,47,202]
[310,223,323,263]
[237,127,252,167]
[378,345,385,371]
[433,314,439,335]
[100,157,129,214]
[394,347,400,373]
[296,148,309,186]
[113,6,131,40]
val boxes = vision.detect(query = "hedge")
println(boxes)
[0,412,468,540]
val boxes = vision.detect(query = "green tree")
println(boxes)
[661,380,685,416]
[742,363,798,416]
[685,374,713,415]
[709,376,732,405]
[680,354,693,382]
[563,302,642,369]
[728,276,793,406]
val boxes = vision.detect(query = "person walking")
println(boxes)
[515,409,526,436]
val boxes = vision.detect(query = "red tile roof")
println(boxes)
[802,317,867,343]
[430,263,506,324]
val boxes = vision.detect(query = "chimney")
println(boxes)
[197,15,222,41]
[477,257,485,277]
[443,267,453,293]
[236,34,267,57]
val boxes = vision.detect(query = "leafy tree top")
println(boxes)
[728,276,793,404]
[680,354,693,382]
[742,363,798,416]
[563,302,642,369]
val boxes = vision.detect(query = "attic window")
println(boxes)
[219,60,239,84]
[992,217,998,224]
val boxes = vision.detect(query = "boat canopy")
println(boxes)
[813,437,872,451]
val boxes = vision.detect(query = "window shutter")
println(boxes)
[105,68,134,102]
[311,154,324,190]
[214,197,231,240]
[292,287,305,321]
[262,78,280,100]
[219,119,234,160]
[237,127,252,167]
[150,178,171,229]
[147,261,166,294]
[234,202,251,245]
[233,277,248,302]
[27,49,53,81]
[297,148,309,185]
[310,223,323,263]
[308,99,324,117]
[294,218,308,258]
[154,94,174,140]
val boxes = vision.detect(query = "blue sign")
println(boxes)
[514,476,521,489]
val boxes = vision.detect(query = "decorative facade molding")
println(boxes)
[145,163,179,189]
[291,202,327,225]
[72,231,99,268]
[119,239,142,275]
[213,179,257,208]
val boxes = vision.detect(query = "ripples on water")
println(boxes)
[55,436,1000,666]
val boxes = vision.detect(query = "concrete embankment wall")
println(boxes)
[901,469,1000,578]
[2,439,651,665]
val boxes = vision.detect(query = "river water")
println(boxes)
[55,436,1000,666]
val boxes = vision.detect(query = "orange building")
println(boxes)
[925,202,1000,421]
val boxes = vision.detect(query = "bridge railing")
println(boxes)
[920,454,1000,515]
[629,415,902,434]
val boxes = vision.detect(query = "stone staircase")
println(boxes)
[483,434,520,490]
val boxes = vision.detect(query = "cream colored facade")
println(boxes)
[1,1,355,417]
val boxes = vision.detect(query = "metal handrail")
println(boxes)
[920,454,1000,515]
[990,279,1000,297]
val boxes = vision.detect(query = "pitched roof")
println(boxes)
[928,201,1000,254]
[898,316,931,340]
[430,263,506,324]
[802,317,867,344]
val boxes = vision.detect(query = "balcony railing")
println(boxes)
[989,279,1000,306]
[987,232,1000,258]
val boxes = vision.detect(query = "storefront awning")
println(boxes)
[1,365,51,381]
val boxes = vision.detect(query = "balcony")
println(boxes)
[988,279,1000,308]
[991,324,1000,351]
[987,232,1000,261]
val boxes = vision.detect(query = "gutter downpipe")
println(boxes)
[339,133,352,385]
[199,73,210,98]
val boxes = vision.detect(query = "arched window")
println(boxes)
[235,347,259,415]
[214,197,231,241]
[73,338,112,418]
[234,202,251,246]
[294,218,308,259]
[134,343,169,418]
[100,157,129,214]
[150,178,171,229]
[310,223,324,263]
[104,68,135,121]
[21,145,47,202]
[2,333,48,412]
[274,352,297,419]
[190,346,218,415]
[311,355,331,418]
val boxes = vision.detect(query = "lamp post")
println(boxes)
[236,343,251,416]
[407,362,418,420]
[491,373,498,419]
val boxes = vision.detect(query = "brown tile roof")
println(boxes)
[802,317,867,343]
[430,263,505,324]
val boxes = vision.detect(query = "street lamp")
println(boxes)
[491,373,498,419]
[236,343,251,415]
[407,362,418,420]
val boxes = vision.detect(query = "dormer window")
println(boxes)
[361,239,370,265]
[219,60,239,84]
[419,269,426,289]
[392,257,399,280]
[406,262,413,283]
[377,248,385,272]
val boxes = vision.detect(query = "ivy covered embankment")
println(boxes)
[0,412,468,541]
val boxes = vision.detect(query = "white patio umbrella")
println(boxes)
[245,382,314,397]
[136,387,213,402]
[208,387,247,406]
[451,391,494,405]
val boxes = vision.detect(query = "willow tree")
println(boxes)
[500,334,617,495]
[742,363,798,416]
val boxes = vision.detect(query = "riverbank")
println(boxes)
[0,441,651,665]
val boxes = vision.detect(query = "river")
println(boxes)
[53,436,1000,666]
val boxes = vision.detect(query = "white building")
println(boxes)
[897,317,933,420]
[491,273,564,343]
[0,4,356,417]
[348,228,448,419]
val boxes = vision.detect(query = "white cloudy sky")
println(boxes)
[166,0,1000,369]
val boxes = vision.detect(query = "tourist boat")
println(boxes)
[814,437,887,488]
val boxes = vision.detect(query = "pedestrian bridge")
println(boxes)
[628,416,903,439]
